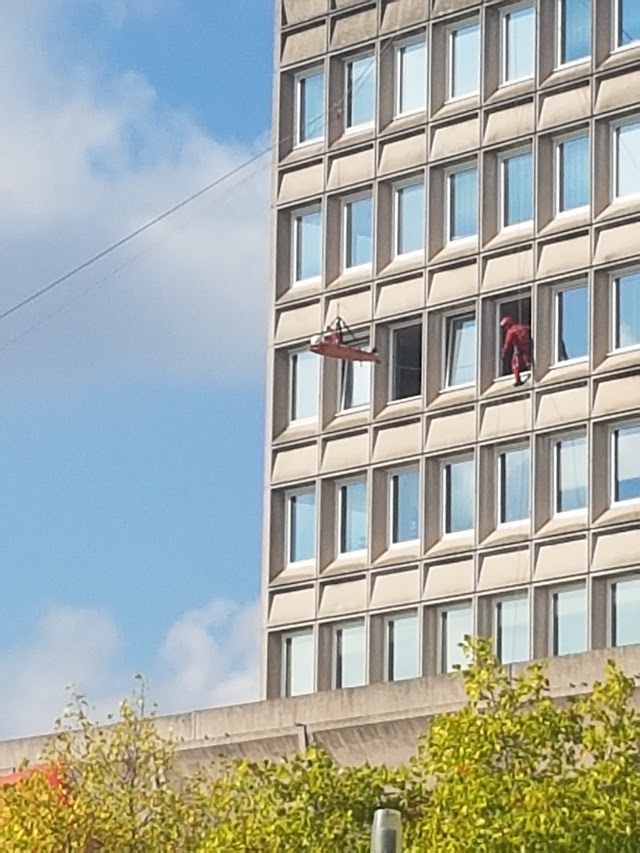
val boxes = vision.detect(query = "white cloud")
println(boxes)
[0,2,270,395]
[0,599,261,740]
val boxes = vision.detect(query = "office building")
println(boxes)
[261,0,640,700]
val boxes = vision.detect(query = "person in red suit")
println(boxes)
[501,316,533,387]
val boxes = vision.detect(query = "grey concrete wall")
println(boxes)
[1,644,639,778]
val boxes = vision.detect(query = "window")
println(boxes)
[449,21,480,99]
[556,134,589,212]
[396,38,427,115]
[447,166,479,240]
[295,68,324,145]
[500,150,533,227]
[390,323,422,400]
[502,4,535,83]
[551,586,586,656]
[394,180,425,256]
[282,631,314,696]
[615,0,640,48]
[554,434,587,513]
[290,350,318,422]
[439,603,472,672]
[338,479,367,554]
[346,54,375,129]
[445,313,476,387]
[339,337,371,411]
[612,423,640,503]
[612,271,640,350]
[286,488,316,564]
[614,121,640,199]
[611,576,640,646]
[555,284,588,362]
[334,621,366,688]
[386,612,419,681]
[293,207,322,283]
[495,595,529,664]
[498,445,530,524]
[498,296,531,376]
[558,0,591,64]
[343,194,373,270]
[444,456,475,534]
[390,468,420,544]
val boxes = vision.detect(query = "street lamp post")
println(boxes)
[370,808,402,853]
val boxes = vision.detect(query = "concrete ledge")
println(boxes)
[1,645,639,775]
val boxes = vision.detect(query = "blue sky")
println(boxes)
[0,1,273,738]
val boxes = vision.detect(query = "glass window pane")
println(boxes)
[446,315,476,386]
[556,435,587,513]
[391,469,419,543]
[612,577,640,646]
[336,623,365,688]
[616,122,640,198]
[500,446,530,523]
[347,55,375,128]
[339,343,371,411]
[503,151,533,226]
[387,613,419,680]
[397,40,426,114]
[556,285,588,361]
[496,596,529,664]
[449,168,478,239]
[340,480,367,553]
[450,22,480,98]
[391,324,422,399]
[615,272,640,349]
[288,490,315,563]
[291,350,318,421]
[298,70,324,143]
[284,632,314,696]
[560,0,591,63]
[345,196,373,268]
[445,457,475,533]
[440,605,472,672]
[558,135,589,211]
[614,424,640,502]
[553,587,586,656]
[295,210,322,282]
[618,0,640,47]
[504,5,535,81]
[396,182,425,255]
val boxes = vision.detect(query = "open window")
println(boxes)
[390,322,423,400]
[497,295,531,377]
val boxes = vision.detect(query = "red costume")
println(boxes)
[501,316,532,386]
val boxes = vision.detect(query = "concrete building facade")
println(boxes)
[262,0,640,701]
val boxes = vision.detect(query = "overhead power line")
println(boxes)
[0,145,272,323]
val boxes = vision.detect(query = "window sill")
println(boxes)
[276,280,322,306]
[380,253,426,280]
[321,554,368,577]
[480,524,530,549]
[376,397,423,422]
[594,348,640,377]
[430,238,479,266]
[429,385,477,410]
[596,196,640,225]
[427,533,474,558]
[486,78,535,108]
[536,361,589,387]
[536,513,588,540]
[485,225,533,252]
[431,95,480,124]
[331,125,375,151]
[538,210,590,238]
[270,563,317,586]
[380,110,428,139]
[274,420,319,446]
[281,140,324,167]
[540,60,591,91]
[593,503,640,529]
[482,376,532,401]
[374,542,420,567]
[325,408,371,434]
[599,43,640,73]
[328,267,373,292]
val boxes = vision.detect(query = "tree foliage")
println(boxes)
[2,642,640,851]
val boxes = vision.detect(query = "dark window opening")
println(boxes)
[391,323,422,400]
[498,296,531,376]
